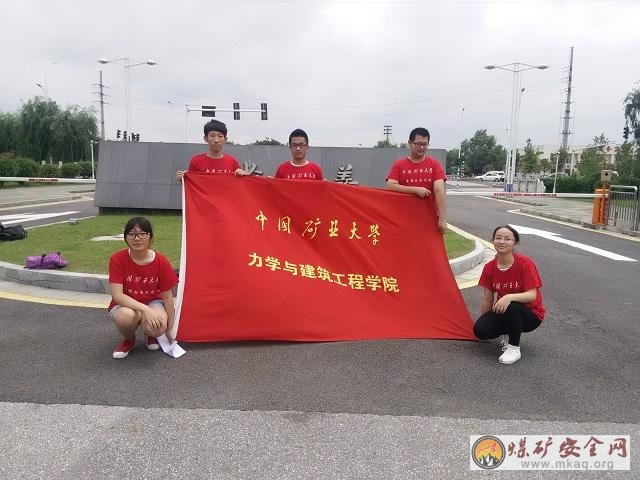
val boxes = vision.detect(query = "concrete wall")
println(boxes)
[94,141,446,210]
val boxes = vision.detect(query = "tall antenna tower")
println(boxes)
[93,70,109,140]
[560,47,574,151]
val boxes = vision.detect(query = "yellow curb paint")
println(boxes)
[0,290,106,309]
[457,279,479,290]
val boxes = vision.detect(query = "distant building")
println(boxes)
[517,143,619,174]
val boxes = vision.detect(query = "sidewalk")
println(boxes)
[506,196,597,228]
[0,184,95,207]
[0,186,599,307]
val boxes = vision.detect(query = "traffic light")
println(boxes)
[261,103,268,121]
[123,131,127,141]
[233,102,240,120]
[202,105,216,117]
[116,129,121,139]
[136,133,140,142]
[623,126,630,140]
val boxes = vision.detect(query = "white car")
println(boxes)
[475,171,505,182]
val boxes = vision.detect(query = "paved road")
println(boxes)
[1,185,638,479]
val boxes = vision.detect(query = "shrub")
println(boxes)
[76,161,94,178]
[542,175,599,193]
[0,157,17,177]
[14,157,40,177]
[60,162,80,178]
[39,164,60,178]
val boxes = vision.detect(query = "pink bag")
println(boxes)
[25,252,68,269]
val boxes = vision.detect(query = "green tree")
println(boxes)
[12,97,99,165]
[374,139,397,148]
[557,148,569,174]
[50,106,99,163]
[615,142,638,178]
[624,84,640,146]
[0,111,19,153]
[592,133,609,149]
[16,97,61,162]
[578,146,603,181]
[253,137,283,145]
[446,148,460,175]
[539,158,552,175]
[460,129,507,175]
[519,138,540,174]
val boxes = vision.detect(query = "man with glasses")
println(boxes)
[386,127,447,234]
[274,129,324,180]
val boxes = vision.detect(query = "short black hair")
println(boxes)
[204,120,227,137]
[409,127,430,142]
[491,225,520,243]
[289,128,309,145]
[124,216,153,240]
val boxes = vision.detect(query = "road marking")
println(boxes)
[510,224,637,261]
[0,290,106,309]
[0,211,80,226]
[511,209,640,243]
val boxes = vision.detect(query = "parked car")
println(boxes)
[475,171,505,182]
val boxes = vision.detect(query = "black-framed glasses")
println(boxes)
[411,141,429,148]
[126,232,150,240]
[290,143,308,149]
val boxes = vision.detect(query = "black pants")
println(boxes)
[473,301,542,347]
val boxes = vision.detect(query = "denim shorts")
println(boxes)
[109,299,165,319]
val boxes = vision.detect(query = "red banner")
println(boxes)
[175,174,474,342]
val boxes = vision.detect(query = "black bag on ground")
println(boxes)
[0,223,27,241]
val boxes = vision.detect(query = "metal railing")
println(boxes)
[606,185,639,231]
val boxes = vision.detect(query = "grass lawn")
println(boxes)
[0,215,475,274]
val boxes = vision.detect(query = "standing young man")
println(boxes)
[386,127,447,234]
[274,128,324,180]
[176,120,248,180]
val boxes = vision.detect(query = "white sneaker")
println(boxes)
[499,344,521,364]
[498,335,508,351]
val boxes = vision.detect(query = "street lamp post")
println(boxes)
[36,83,47,97]
[456,106,465,189]
[97,57,157,134]
[485,63,549,192]
[167,101,176,142]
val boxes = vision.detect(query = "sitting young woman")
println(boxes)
[473,225,546,365]
[108,217,178,359]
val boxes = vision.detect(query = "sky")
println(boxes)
[1,0,639,153]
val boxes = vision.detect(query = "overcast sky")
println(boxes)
[1,0,639,152]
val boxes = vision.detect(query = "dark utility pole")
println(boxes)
[383,125,392,142]
[93,70,107,140]
[561,47,574,151]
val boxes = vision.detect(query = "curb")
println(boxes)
[518,208,602,230]
[0,195,88,209]
[449,240,484,275]
[0,261,109,294]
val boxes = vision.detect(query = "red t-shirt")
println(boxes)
[386,156,447,187]
[478,253,545,320]
[275,161,324,180]
[188,153,239,175]
[108,248,179,310]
